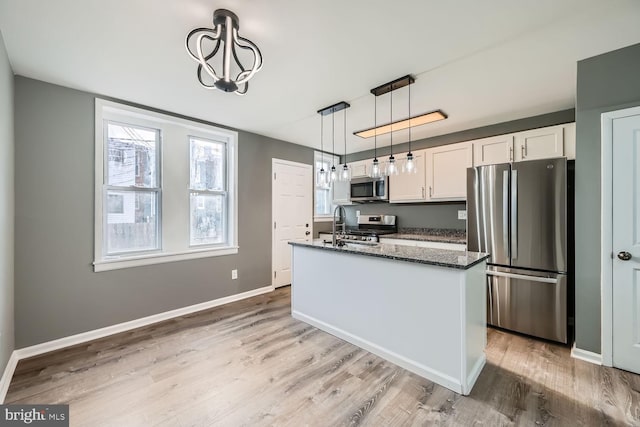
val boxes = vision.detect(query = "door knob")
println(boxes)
[305,231,311,235]
[617,251,632,261]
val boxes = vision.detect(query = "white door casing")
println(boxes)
[272,159,313,288]
[601,105,640,372]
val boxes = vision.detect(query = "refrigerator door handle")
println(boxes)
[511,170,518,260]
[485,270,559,284]
[503,170,510,259]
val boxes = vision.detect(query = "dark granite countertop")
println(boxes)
[290,240,489,270]
[383,228,466,244]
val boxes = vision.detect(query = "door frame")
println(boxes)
[271,158,313,288]
[600,105,640,366]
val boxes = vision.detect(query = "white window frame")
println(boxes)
[94,99,238,272]
[314,151,339,222]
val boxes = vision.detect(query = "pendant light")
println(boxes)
[317,102,350,184]
[404,81,417,174]
[329,112,338,182]
[386,88,398,176]
[340,108,351,181]
[370,95,383,178]
[317,114,327,186]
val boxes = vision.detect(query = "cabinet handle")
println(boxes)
[521,144,526,159]
[509,146,513,161]
[429,186,432,198]
[421,186,425,198]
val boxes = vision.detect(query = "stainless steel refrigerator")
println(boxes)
[467,158,567,343]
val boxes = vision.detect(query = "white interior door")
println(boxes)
[272,159,313,288]
[612,112,640,374]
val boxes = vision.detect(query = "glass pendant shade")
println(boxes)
[340,164,351,181]
[317,168,327,186]
[386,156,398,176]
[370,158,383,178]
[403,152,417,174]
[330,165,338,182]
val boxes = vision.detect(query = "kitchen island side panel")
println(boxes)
[291,245,486,394]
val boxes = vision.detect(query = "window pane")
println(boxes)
[190,137,225,191]
[315,188,331,216]
[107,122,158,188]
[190,193,226,246]
[106,190,159,254]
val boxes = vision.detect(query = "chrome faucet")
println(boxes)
[332,205,347,246]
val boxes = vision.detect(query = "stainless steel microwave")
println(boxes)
[350,176,389,202]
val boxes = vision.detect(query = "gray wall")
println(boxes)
[342,109,575,231]
[14,77,318,348]
[0,31,15,374]
[574,42,640,353]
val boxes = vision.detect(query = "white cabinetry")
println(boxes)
[426,142,473,201]
[564,122,576,160]
[514,125,564,161]
[332,179,351,204]
[350,160,369,178]
[473,134,514,166]
[389,150,427,203]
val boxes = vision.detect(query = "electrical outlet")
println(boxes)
[458,210,467,220]
[231,269,238,280]
[356,210,361,217]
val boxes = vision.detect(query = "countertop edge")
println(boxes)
[290,241,489,270]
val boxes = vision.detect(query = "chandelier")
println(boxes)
[185,9,263,95]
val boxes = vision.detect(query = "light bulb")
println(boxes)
[371,159,381,178]
[330,165,338,182]
[387,156,398,176]
[404,153,416,174]
[317,168,327,185]
[340,164,350,181]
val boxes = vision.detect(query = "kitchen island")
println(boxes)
[289,240,490,395]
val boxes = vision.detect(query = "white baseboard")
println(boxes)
[571,343,603,365]
[292,310,463,394]
[14,285,274,361]
[464,354,486,395]
[0,351,19,403]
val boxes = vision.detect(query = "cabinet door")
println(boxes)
[350,160,368,178]
[473,134,514,166]
[563,122,576,160]
[389,151,427,202]
[426,142,473,201]
[332,179,351,204]
[514,125,564,161]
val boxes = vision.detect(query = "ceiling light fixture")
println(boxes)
[340,107,351,182]
[353,75,446,138]
[386,88,398,176]
[370,95,384,179]
[317,101,350,184]
[404,81,417,174]
[185,9,263,95]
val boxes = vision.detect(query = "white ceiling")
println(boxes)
[1,0,640,154]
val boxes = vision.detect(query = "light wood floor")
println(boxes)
[6,286,640,426]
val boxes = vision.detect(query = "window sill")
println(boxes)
[314,216,334,223]
[94,246,239,272]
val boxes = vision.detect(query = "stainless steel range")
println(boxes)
[341,214,397,242]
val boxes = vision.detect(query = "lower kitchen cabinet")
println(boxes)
[426,141,473,201]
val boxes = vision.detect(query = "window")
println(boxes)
[314,151,339,220]
[94,99,238,272]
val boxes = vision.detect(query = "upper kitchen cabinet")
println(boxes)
[563,122,576,160]
[426,141,473,201]
[332,179,351,204]
[350,159,369,178]
[473,134,514,166]
[514,125,564,161]
[389,150,427,203]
